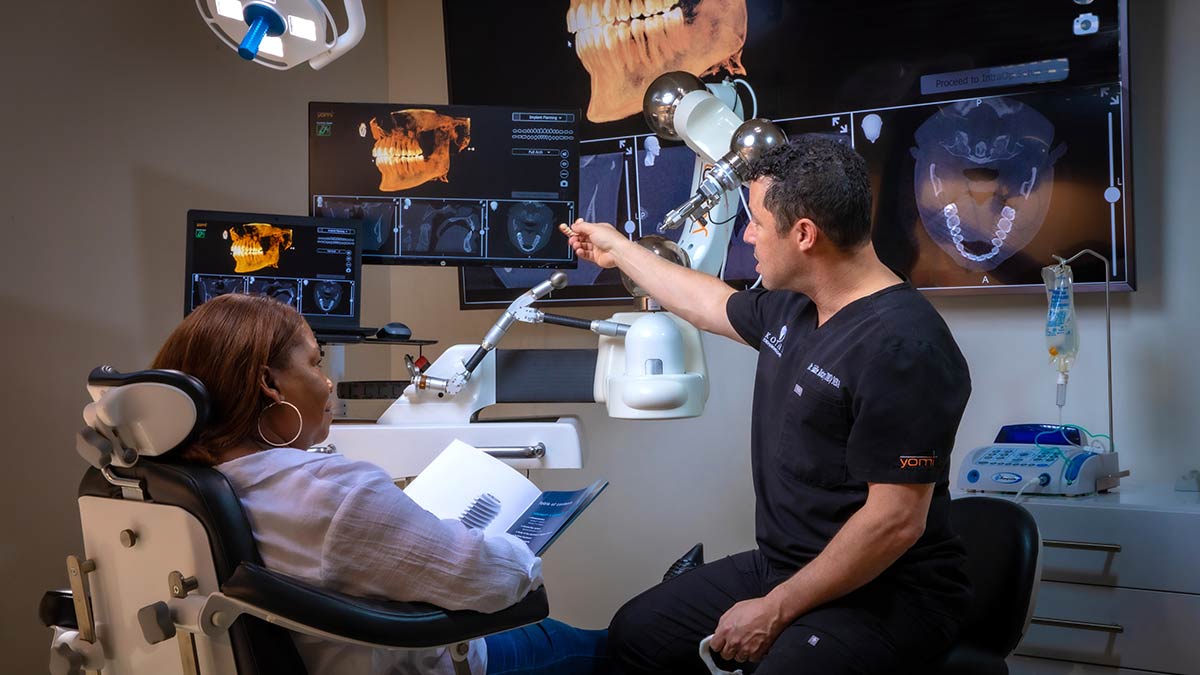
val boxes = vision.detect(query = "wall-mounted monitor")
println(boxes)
[445,0,1134,307]
[309,101,581,269]
[185,210,370,341]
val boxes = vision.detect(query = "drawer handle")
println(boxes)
[1042,539,1122,553]
[1031,617,1124,634]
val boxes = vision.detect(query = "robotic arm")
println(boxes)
[642,72,787,276]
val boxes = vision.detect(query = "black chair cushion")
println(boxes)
[223,563,550,647]
[925,640,1009,675]
[40,589,77,630]
[950,497,1040,657]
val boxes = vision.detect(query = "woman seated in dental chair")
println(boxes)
[150,293,609,675]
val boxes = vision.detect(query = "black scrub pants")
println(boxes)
[608,550,965,675]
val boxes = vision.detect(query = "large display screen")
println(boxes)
[309,102,580,269]
[185,210,364,335]
[445,0,1134,307]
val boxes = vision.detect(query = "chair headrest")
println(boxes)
[81,366,209,467]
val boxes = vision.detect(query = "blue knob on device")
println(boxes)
[239,4,286,60]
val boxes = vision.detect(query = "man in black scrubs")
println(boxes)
[562,135,972,674]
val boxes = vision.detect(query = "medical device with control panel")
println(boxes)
[957,424,1124,497]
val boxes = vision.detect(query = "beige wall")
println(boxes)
[2,1,1198,670]
[0,2,391,670]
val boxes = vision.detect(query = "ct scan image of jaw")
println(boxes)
[226,224,294,274]
[505,201,555,255]
[314,196,397,253]
[566,0,748,123]
[911,98,1066,273]
[310,280,344,313]
[248,278,300,309]
[195,275,245,304]
[370,110,471,192]
[401,201,481,255]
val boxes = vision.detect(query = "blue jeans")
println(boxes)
[484,618,610,675]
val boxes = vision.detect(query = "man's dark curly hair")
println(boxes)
[746,134,873,251]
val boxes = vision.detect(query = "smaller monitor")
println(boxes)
[185,210,368,340]
[309,101,580,269]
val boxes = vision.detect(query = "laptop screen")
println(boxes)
[184,210,365,335]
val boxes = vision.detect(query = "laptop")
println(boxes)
[185,209,375,343]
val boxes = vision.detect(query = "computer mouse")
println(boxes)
[377,322,412,340]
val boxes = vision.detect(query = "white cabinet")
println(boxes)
[1002,484,1200,675]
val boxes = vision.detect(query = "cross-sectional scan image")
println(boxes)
[911,98,1066,273]
[225,224,293,274]
[191,274,246,307]
[566,0,748,122]
[248,277,301,310]
[302,279,353,316]
[579,152,623,225]
[489,200,573,259]
[399,199,484,256]
[313,196,398,255]
[370,109,471,191]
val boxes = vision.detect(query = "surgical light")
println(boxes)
[196,0,365,70]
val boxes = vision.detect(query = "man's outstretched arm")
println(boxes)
[561,220,743,344]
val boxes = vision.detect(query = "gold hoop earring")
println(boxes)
[258,400,303,447]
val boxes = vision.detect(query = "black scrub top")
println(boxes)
[727,282,972,606]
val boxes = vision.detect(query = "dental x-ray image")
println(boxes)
[370,109,472,192]
[912,97,1066,274]
[310,101,578,269]
[861,85,1118,289]
[302,279,353,316]
[566,0,749,123]
[493,201,563,257]
[399,199,484,257]
[192,274,246,307]
[313,196,399,256]
[448,0,1133,305]
[248,277,302,310]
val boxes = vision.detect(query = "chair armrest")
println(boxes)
[40,590,78,629]
[219,563,549,648]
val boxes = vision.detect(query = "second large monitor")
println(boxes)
[309,101,580,268]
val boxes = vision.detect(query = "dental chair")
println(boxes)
[41,366,548,675]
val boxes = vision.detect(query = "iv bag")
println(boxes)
[1042,264,1079,373]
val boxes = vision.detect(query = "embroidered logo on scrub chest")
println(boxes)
[762,325,788,357]
[805,362,841,389]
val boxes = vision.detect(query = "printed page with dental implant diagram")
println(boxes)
[404,440,608,555]
[308,101,581,270]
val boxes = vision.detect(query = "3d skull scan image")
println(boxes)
[309,280,346,314]
[505,201,555,255]
[226,224,294,274]
[911,98,1066,272]
[370,109,471,192]
[401,201,482,255]
[566,0,748,122]
[248,278,300,309]
[194,275,245,304]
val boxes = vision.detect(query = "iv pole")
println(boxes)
[1051,248,1114,449]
